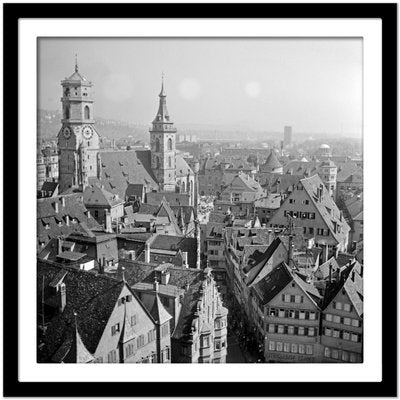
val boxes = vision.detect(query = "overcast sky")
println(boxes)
[38,38,362,136]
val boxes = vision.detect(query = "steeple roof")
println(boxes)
[153,75,171,123]
[264,150,282,169]
[64,56,88,83]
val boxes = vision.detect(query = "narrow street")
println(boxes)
[226,330,247,363]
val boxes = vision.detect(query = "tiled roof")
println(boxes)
[83,185,123,208]
[283,161,319,177]
[176,155,194,177]
[254,193,282,209]
[222,173,263,194]
[300,175,351,244]
[146,191,191,206]
[261,150,282,169]
[336,162,362,182]
[313,256,340,280]
[41,181,59,194]
[37,261,123,361]
[244,238,283,285]
[37,194,101,250]
[92,150,158,198]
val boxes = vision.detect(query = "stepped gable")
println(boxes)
[93,150,158,198]
[37,194,101,250]
[37,261,123,361]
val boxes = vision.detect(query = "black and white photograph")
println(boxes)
[3,2,396,397]
[36,36,364,364]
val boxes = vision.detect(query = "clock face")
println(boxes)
[62,126,71,139]
[82,125,93,139]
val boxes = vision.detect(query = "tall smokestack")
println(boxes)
[145,242,151,263]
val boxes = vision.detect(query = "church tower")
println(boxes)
[149,76,176,192]
[57,58,100,193]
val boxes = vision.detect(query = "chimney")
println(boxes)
[153,278,159,292]
[128,250,136,261]
[145,242,151,263]
[161,270,171,285]
[53,201,59,213]
[182,251,189,268]
[65,215,70,226]
[105,210,112,233]
[57,238,62,255]
[58,282,66,313]
[98,258,104,274]
[86,210,91,219]
[61,196,66,208]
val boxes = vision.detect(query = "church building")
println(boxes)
[57,63,195,206]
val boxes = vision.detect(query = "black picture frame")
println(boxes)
[3,2,397,397]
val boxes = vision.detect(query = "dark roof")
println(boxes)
[245,238,284,286]
[37,194,101,250]
[41,181,59,194]
[90,150,158,198]
[125,183,145,199]
[149,293,173,324]
[146,191,191,206]
[83,185,124,208]
[37,261,123,360]
[261,150,282,170]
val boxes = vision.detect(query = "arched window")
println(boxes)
[168,138,172,150]
[156,157,160,169]
[188,180,191,193]
[168,156,172,168]
[155,138,160,152]
[65,106,70,119]
[182,181,186,193]
[84,105,90,120]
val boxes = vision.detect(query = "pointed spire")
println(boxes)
[159,72,166,97]
[75,54,78,72]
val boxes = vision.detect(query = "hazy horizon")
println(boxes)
[38,38,363,138]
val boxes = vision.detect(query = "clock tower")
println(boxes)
[57,58,100,193]
[149,76,176,192]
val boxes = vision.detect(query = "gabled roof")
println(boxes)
[313,256,340,280]
[41,181,59,194]
[37,261,124,361]
[245,238,285,286]
[300,175,351,244]
[149,293,173,325]
[283,161,319,177]
[176,155,194,177]
[84,185,124,208]
[90,150,158,198]
[221,173,263,194]
[37,194,101,250]
[262,150,282,169]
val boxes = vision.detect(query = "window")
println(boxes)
[298,327,305,336]
[303,199,310,205]
[332,329,340,338]
[269,341,275,351]
[299,311,306,320]
[162,323,169,337]
[131,315,137,326]
[324,347,331,358]
[84,105,90,119]
[343,317,351,325]
[155,138,160,152]
[309,227,314,234]
[351,333,359,342]
[295,295,303,303]
[309,213,315,219]
[107,350,117,363]
[309,312,316,320]
[168,156,172,168]
[298,344,305,354]
[202,335,210,348]
[137,334,145,348]
[268,324,275,333]
[111,323,120,336]
[278,309,285,318]
[288,326,295,335]
[352,319,360,327]
[277,325,284,334]
[289,199,295,204]
[344,303,352,312]
[334,301,343,310]
[325,313,333,322]
[332,349,339,359]
[125,342,135,358]
[308,327,315,337]
[276,342,283,352]
[306,345,313,355]
[164,347,170,361]
[148,329,156,343]
[290,295,296,303]
[343,331,350,340]
[333,315,341,323]
[325,328,332,337]
[291,343,298,353]
[350,353,357,363]
[283,343,290,353]
[168,138,172,150]
[289,310,295,319]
